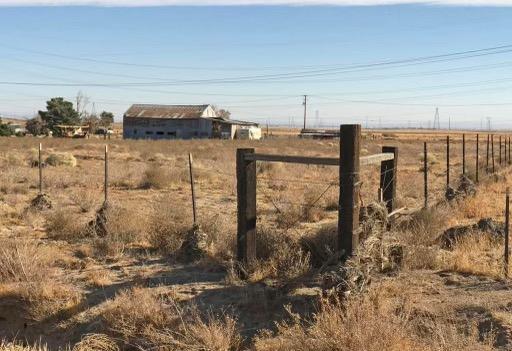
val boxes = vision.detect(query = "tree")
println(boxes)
[212,105,231,119]
[38,97,80,135]
[83,114,100,134]
[0,119,13,137]
[100,111,114,127]
[26,116,47,136]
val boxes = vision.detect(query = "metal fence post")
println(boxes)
[236,148,257,265]
[339,124,361,258]
[104,145,108,205]
[506,187,510,278]
[38,143,43,195]
[476,134,479,183]
[486,134,490,173]
[462,133,466,175]
[492,134,495,173]
[446,135,450,187]
[188,153,197,225]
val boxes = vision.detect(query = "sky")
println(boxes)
[0,1,512,128]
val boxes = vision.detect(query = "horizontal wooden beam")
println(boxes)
[244,152,394,167]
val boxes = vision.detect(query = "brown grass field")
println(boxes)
[1,128,512,350]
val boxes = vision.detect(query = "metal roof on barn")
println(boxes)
[124,104,211,119]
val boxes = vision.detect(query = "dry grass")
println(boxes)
[442,232,504,278]
[45,208,85,241]
[139,164,172,189]
[103,287,241,350]
[45,152,77,167]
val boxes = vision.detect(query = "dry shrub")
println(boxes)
[0,341,48,351]
[103,287,241,350]
[45,208,85,241]
[73,334,119,351]
[147,198,189,253]
[84,269,114,287]
[248,227,311,281]
[45,152,77,167]
[140,164,171,189]
[70,186,100,213]
[300,224,337,267]
[418,152,439,171]
[0,239,52,283]
[402,245,440,270]
[0,239,82,321]
[301,187,327,222]
[201,214,236,259]
[442,233,503,278]
[397,207,448,246]
[93,203,147,258]
[253,294,423,351]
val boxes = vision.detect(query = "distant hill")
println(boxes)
[0,116,28,126]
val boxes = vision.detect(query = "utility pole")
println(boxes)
[302,95,308,130]
[487,117,492,131]
[433,107,440,130]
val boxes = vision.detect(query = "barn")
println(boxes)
[123,104,259,140]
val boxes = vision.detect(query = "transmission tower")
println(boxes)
[433,107,441,130]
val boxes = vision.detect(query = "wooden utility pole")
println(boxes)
[236,148,257,265]
[188,153,197,225]
[339,124,361,258]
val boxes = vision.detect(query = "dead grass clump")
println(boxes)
[301,187,327,222]
[92,204,147,258]
[45,152,77,167]
[201,215,236,259]
[300,224,337,267]
[249,227,311,281]
[418,152,439,171]
[45,208,85,241]
[103,287,241,350]
[147,198,189,254]
[442,233,503,278]
[397,207,448,246]
[0,341,48,351]
[73,334,119,351]
[253,294,422,351]
[139,164,171,189]
[402,245,440,270]
[0,239,52,283]
[70,187,100,213]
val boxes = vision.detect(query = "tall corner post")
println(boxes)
[380,146,398,214]
[338,124,361,259]
[236,148,257,265]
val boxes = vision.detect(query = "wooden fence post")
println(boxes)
[339,124,361,258]
[462,133,466,175]
[38,143,43,195]
[446,136,450,187]
[104,145,109,205]
[381,146,398,213]
[236,148,257,265]
[188,153,197,225]
[492,134,495,173]
[505,136,508,165]
[486,134,490,173]
[476,134,479,183]
[505,187,510,278]
[424,142,428,208]
[500,136,503,166]
[509,137,511,165]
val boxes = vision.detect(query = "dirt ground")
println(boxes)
[1,129,512,350]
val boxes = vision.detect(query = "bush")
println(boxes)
[45,208,85,241]
[45,152,77,167]
[140,164,171,189]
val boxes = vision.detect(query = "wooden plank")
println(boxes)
[380,146,398,213]
[245,152,394,167]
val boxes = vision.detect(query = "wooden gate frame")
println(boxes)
[236,124,398,264]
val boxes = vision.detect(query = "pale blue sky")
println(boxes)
[0,3,512,128]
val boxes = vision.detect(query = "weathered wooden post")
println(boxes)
[38,143,43,195]
[476,134,479,183]
[339,124,361,258]
[462,133,466,175]
[486,134,490,173]
[424,142,428,208]
[500,135,503,166]
[506,187,510,278]
[492,134,495,173]
[381,146,398,213]
[188,153,197,225]
[505,136,508,165]
[236,148,257,265]
[104,145,108,204]
[509,137,511,165]
[446,136,450,187]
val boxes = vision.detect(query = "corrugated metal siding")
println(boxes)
[124,104,210,119]
[123,117,213,140]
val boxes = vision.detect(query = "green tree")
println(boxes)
[100,111,114,127]
[38,97,80,135]
[25,117,47,136]
[0,119,13,137]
